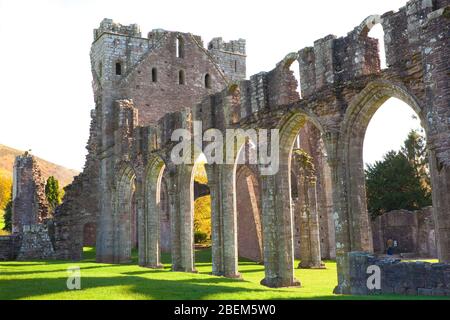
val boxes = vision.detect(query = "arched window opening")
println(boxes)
[115,62,122,75]
[368,23,387,70]
[178,70,185,85]
[176,36,184,58]
[152,68,158,82]
[361,97,433,258]
[204,73,211,89]
[286,119,334,266]
[289,60,301,99]
[236,165,264,264]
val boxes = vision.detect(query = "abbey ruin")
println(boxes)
[1,0,449,296]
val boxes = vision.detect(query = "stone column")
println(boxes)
[145,176,163,269]
[167,164,196,273]
[429,150,450,263]
[421,9,450,264]
[179,163,196,273]
[96,156,115,263]
[167,171,182,271]
[260,163,300,288]
[206,164,240,278]
[136,179,146,267]
[297,172,325,269]
[324,132,353,294]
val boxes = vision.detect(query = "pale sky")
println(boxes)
[0,0,420,172]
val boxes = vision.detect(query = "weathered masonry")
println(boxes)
[52,0,449,295]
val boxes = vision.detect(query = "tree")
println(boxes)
[45,176,62,212]
[365,150,432,219]
[0,169,12,210]
[3,197,12,232]
[401,129,431,193]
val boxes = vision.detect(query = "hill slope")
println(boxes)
[0,144,79,187]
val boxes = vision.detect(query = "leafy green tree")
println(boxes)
[3,197,12,232]
[45,176,62,212]
[401,129,431,193]
[0,170,12,210]
[365,150,432,219]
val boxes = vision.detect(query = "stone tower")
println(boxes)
[90,18,247,126]
[208,37,246,82]
[12,152,49,234]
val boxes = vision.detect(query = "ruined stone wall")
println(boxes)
[17,224,55,260]
[371,207,437,258]
[208,37,246,82]
[55,0,450,294]
[12,153,49,234]
[347,252,450,296]
[0,235,20,261]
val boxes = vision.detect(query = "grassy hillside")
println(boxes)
[0,144,79,187]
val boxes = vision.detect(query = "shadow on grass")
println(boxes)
[0,274,277,300]
[0,264,112,276]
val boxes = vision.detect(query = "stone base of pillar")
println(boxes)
[211,271,242,279]
[144,263,164,269]
[171,265,184,272]
[224,272,242,279]
[96,256,114,264]
[171,266,198,273]
[298,261,326,269]
[333,284,351,295]
[260,277,301,288]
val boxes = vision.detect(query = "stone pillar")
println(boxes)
[422,7,450,264]
[429,150,450,263]
[260,163,300,288]
[324,132,353,294]
[167,172,182,271]
[143,160,164,269]
[12,152,49,234]
[297,172,325,269]
[206,164,240,278]
[136,180,146,266]
[167,164,196,273]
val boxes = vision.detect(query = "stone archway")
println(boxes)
[113,162,136,264]
[257,109,327,287]
[333,79,450,293]
[236,165,263,263]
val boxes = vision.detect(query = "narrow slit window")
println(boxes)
[234,60,238,72]
[204,73,211,88]
[178,70,185,85]
[152,68,157,82]
[98,62,102,77]
[176,36,184,58]
[115,62,122,75]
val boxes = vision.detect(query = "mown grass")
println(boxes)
[0,247,448,300]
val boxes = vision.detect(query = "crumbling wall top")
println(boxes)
[94,18,141,41]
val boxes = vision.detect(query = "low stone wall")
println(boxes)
[370,207,437,258]
[16,224,55,260]
[0,235,21,260]
[348,252,450,296]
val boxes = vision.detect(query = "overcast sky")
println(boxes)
[0,0,421,171]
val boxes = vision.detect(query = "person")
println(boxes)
[386,238,394,255]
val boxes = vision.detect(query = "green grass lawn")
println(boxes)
[0,247,448,300]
